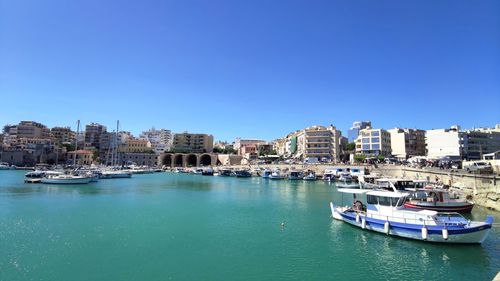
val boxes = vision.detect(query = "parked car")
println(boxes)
[465,162,493,174]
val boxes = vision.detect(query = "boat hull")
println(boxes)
[41,177,92,184]
[330,203,492,244]
[404,202,474,214]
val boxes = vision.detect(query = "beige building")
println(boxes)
[172,133,214,153]
[295,125,341,162]
[234,138,267,156]
[388,128,426,159]
[355,128,392,157]
[67,150,94,165]
[51,127,76,145]
[118,139,152,153]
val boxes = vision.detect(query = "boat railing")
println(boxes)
[350,209,466,226]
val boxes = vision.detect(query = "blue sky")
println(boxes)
[1,0,499,141]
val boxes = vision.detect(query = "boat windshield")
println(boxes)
[435,213,468,226]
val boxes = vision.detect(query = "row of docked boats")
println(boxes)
[23,165,159,184]
[330,178,493,243]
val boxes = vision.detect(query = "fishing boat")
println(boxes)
[404,188,474,213]
[322,169,335,181]
[303,171,317,181]
[235,170,252,178]
[201,168,214,176]
[288,170,304,180]
[218,169,232,177]
[41,174,93,184]
[269,169,286,180]
[375,178,474,213]
[261,169,272,179]
[330,189,493,243]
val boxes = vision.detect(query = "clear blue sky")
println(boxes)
[1,0,499,141]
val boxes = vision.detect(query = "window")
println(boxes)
[371,131,380,137]
[362,144,370,150]
[372,144,380,150]
[362,138,370,144]
[367,195,377,204]
[378,196,391,206]
[371,137,380,143]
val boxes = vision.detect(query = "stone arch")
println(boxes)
[162,154,173,167]
[186,154,197,167]
[200,154,212,166]
[174,154,184,167]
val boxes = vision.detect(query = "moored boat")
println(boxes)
[303,171,317,181]
[330,189,493,243]
[41,174,93,184]
[404,188,474,213]
[288,170,304,180]
[261,169,272,179]
[269,169,286,180]
[235,170,252,177]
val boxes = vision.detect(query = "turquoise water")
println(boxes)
[0,170,499,281]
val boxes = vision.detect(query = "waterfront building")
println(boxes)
[84,123,107,150]
[140,128,173,154]
[463,125,500,160]
[67,150,94,166]
[233,138,267,155]
[118,153,158,166]
[355,128,392,157]
[426,126,467,159]
[51,127,76,146]
[272,138,288,156]
[348,121,372,143]
[388,128,426,159]
[118,139,153,153]
[172,132,214,153]
[285,125,342,162]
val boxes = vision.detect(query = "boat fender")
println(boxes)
[361,217,366,229]
[384,221,390,235]
[442,228,448,240]
[421,227,428,240]
[356,214,360,223]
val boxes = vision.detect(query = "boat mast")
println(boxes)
[73,120,80,166]
[114,120,119,167]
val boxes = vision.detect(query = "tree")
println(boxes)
[353,155,366,163]
[346,142,356,151]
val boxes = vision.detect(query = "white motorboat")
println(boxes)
[0,162,12,170]
[99,170,132,179]
[330,189,493,243]
[41,174,93,184]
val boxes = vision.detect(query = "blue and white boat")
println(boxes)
[330,189,493,244]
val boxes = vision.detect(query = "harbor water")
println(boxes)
[1,170,499,280]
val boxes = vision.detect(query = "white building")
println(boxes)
[425,126,466,159]
[355,128,392,157]
[140,128,173,154]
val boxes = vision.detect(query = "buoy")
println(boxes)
[361,217,366,229]
[442,228,448,240]
[384,221,390,235]
[356,214,360,223]
[421,227,428,240]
